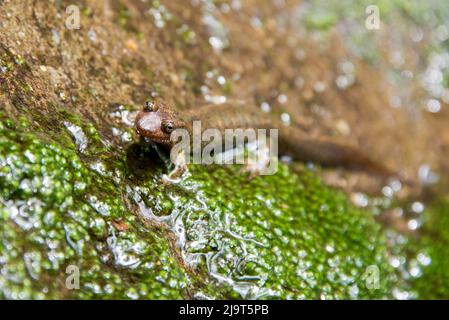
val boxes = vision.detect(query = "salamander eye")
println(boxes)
[143,100,158,112]
[161,120,175,134]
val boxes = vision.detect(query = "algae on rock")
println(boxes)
[0,114,397,299]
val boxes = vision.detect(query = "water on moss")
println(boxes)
[0,113,188,299]
[0,113,400,299]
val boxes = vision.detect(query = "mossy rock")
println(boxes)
[0,114,397,299]
[409,199,449,299]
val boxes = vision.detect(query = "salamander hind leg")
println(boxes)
[239,140,278,179]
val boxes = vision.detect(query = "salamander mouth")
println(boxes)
[142,136,171,145]
[157,137,172,145]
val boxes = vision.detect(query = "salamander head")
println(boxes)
[135,100,186,146]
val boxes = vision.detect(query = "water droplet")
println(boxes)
[426,98,441,113]
[260,102,271,113]
[217,75,226,85]
[411,201,424,214]
[87,29,97,43]
[277,94,288,104]
[392,287,410,300]
[313,81,327,93]
[382,186,394,198]
[351,192,368,207]
[389,256,401,268]
[64,121,88,153]
[407,219,419,230]
[417,252,431,266]
[418,164,439,185]
[325,244,335,254]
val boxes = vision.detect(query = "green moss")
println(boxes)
[305,12,338,31]
[409,199,449,298]
[176,24,197,46]
[0,112,399,299]
[113,0,138,33]
[181,164,395,299]
[0,114,188,299]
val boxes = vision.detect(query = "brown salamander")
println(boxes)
[135,99,398,180]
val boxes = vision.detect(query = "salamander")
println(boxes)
[135,99,398,180]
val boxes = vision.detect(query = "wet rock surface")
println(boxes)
[1,0,449,299]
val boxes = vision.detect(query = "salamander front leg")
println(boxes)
[162,149,188,184]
